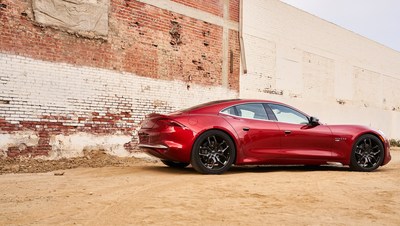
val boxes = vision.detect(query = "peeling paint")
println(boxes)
[337,99,346,105]
[260,88,283,95]
[0,132,39,157]
[48,133,133,159]
[32,0,110,38]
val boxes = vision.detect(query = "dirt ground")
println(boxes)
[0,149,399,226]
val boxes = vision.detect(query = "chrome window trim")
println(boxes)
[219,102,311,125]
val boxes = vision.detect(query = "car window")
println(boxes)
[235,104,268,120]
[181,99,240,112]
[221,107,236,115]
[268,104,309,124]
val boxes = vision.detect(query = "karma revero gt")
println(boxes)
[138,99,391,174]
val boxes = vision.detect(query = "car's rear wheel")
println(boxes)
[161,160,189,168]
[350,134,384,172]
[191,130,235,174]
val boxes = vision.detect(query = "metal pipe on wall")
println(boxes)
[239,0,247,74]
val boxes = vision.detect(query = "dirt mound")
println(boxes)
[0,150,154,174]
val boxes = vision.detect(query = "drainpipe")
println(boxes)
[239,0,247,74]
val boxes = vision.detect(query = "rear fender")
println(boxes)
[180,115,240,163]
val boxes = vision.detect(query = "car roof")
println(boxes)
[182,99,285,114]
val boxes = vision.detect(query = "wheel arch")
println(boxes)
[366,132,389,166]
[190,128,238,164]
[353,132,386,149]
[351,132,387,167]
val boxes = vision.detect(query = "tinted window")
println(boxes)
[235,104,268,120]
[181,99,240,112]
[269,104,308,124]
[221,107,236,115]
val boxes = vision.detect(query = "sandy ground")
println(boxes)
[0,150,399,226]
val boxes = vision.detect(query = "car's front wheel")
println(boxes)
[350,134,384,172]
[161,160,190,168]
[191,130,236,174]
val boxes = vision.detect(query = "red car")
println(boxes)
[138,99,391,174]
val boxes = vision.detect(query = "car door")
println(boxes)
[220,103,281,163]
[267,104,334,159]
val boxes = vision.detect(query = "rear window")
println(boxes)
[221,103,269,120]
[221,107,236,115]
[181,99,240,112]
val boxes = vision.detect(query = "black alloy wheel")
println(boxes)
[350,134,384,172]
[191,130,236,174]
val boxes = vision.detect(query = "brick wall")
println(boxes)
[0,0,240,158]
[1,0,239,86]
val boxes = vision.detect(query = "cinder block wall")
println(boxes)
[0,0,240,158]
[241,0,400,139]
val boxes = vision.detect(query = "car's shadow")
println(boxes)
[139,164,356,175]
[229,165,349,173]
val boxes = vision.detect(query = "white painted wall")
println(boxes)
[0,54,237,124]
[241,0,400,139]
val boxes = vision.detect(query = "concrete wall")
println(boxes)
[241,0,400,139]
[0,0,240,158]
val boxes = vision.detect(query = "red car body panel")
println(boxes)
[328,125,391,165]
[138,99,391,167]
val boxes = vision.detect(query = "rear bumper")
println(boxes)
[138,126,195,163]
[138,144,168,149]
[138,143,191,163]
[138,118,195,163]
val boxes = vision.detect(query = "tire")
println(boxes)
[161,160,190,168]
[350,134,384,172]
[191,130,236,174]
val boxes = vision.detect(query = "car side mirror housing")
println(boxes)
[309,116,320,126]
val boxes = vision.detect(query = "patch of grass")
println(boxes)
[389,139,400,147]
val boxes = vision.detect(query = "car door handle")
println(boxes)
[284,130,291,134]
[243,127,250,131]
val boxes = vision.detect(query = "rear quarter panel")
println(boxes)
[174,114,240,162]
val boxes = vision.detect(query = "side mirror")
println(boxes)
[309,116,319,126]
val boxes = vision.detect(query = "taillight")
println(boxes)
[156,119,186,130]
[140,119,155,129]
